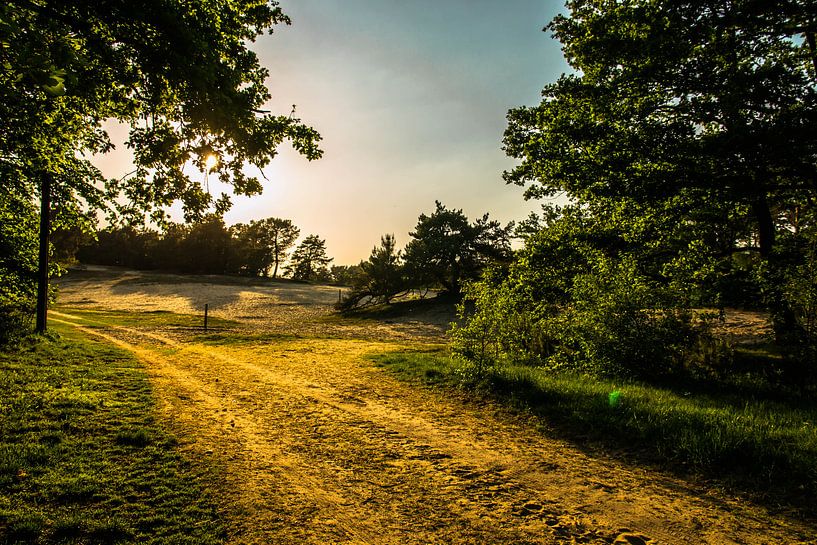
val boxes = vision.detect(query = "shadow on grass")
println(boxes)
[369,349,817,521]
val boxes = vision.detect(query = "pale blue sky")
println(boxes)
[96,1,569,264]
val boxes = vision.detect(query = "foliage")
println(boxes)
[1,0,322,223]
[0,324,226,544]
[337,204,513,311]
[403,201,513,295]
[338,234,406,310]
[452,204,726,379]
[231,218,300,278]
[284,234,333,282]
[451,0,817,375]
[0,192,39,344]
[502,0,817,342]
[553,257,710,379]
[329,264,365,287]
[177,216,235,274]
[783,232,817,357]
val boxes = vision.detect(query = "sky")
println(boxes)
[95,0,570,265]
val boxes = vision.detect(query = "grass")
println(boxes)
[0,324,226,545]
[369,348,817,513]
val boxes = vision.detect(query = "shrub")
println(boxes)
[452,246,723,381]
[550,256,710,378]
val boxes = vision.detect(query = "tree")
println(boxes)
[285,235,333,282]
[502,0,817,338]
[260,218,300,278]
[1,0,322,334]
[451,203,721,379]
[338,234,406,310]
[0,191,40,343]
[330,264,365,287]
[177,216,233,274]
[361,234,404,303]
[403,202,513,294]
[231,218,299,277]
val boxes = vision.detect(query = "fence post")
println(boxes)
[204,303,208,331]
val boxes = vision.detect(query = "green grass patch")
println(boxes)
[0,324,226,545]
[369,349,817,511]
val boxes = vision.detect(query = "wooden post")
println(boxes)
[204,303,209,331]
[338,289,342,303]
[35,172,51,334]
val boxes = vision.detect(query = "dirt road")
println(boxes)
[51,270,815,544]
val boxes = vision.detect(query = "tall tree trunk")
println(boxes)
[36,172,51,333]
[754,195,799,341]
[272,259,279,279]
[752,196,775,257]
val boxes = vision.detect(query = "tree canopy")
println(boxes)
[2,0,322,222]
[505,0,816,251]
[0,0,322,339]
[403,201,513,295]
[231,218,300,278]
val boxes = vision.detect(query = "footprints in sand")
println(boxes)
[612,532,655,545]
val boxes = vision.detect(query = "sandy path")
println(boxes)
[50,307,815,545]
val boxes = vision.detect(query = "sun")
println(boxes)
[204,154,218,170]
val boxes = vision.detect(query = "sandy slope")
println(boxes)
[53,269,815,545]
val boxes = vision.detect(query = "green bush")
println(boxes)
[551,256,708,378]
[0,191,39,345]
[451,213,725,381]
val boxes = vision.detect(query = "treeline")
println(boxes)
[74,202,515,296]
[76,215,335,282]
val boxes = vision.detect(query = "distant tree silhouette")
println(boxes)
[338,234,407,310]
[177,216,233,274]
[265,218,301,278]
[330,264,365,287]
[285,235,333,282]
[361,234,404,303]
[231,218,300,277]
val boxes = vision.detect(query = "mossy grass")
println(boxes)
[369,347,817,514]
[0,323,226,545]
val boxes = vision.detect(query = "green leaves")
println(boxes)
[507,0,817,215]
[2,0,322,223]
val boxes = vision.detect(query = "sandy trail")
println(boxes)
[50,300,815,545]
